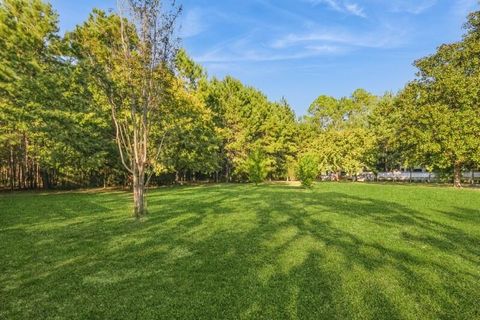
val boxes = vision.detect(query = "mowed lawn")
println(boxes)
[0,183,479,320]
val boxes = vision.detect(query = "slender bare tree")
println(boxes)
[112,0,181,217]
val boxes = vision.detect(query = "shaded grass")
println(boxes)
[0,183,479,319]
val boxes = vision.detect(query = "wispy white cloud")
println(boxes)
[305,0,341,11]
[194,44,345,63]
[194,30,346,63]
[345,3,366,18]
[271,26,406,50]
[388,0,437,14]
[179,8,208,38]
[188,0,413,66]
[303,0,367,18]
[255,0,316,25]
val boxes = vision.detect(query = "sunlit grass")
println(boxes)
[0,183,479,319]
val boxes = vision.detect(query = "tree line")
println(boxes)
[1,0,479,199]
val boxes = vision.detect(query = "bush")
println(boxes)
[246,149,268,185]
[296,154,319,187]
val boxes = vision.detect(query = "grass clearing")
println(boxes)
[0,183,479,319]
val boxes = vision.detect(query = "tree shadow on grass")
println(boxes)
[1,185,479,319]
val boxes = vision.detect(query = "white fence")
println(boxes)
[376,171,480,182]
[320,171,480,182]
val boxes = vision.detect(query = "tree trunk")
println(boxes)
[23,133,28,189]
[132,166,146,218]
[9,145,15,190]
[35,161,40,189]
[453,162,462,188]
[41,169,51,189]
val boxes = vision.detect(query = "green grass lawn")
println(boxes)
[1,183,479,320]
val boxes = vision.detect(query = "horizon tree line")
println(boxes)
[1,0,479,215]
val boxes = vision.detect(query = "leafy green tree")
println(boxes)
[0,0,60,189]
[246,148,268,185]
[175,48,206,90]
[199,76,297,182]
[296,154,319,187]
[311,127,375,178]
[158,76,220,181]
[368,93,402,172]
[395,11,480,187]
[0,0,114,189]
[303,90,377,178]
[262,98,298,180]
[69,1,182,217]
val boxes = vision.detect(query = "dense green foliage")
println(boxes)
[0,0,115,189]
[0,0,299,189]
[296,154,319,187]
[0,0,479,189]
[1,184,479,319]
[299,89,378,178]
[246,148,268,185]
[394,11,480,186]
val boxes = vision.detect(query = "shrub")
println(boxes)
[296,154,319,187]
[246,149,268,185]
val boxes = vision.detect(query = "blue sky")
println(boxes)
[49,0,479,115]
